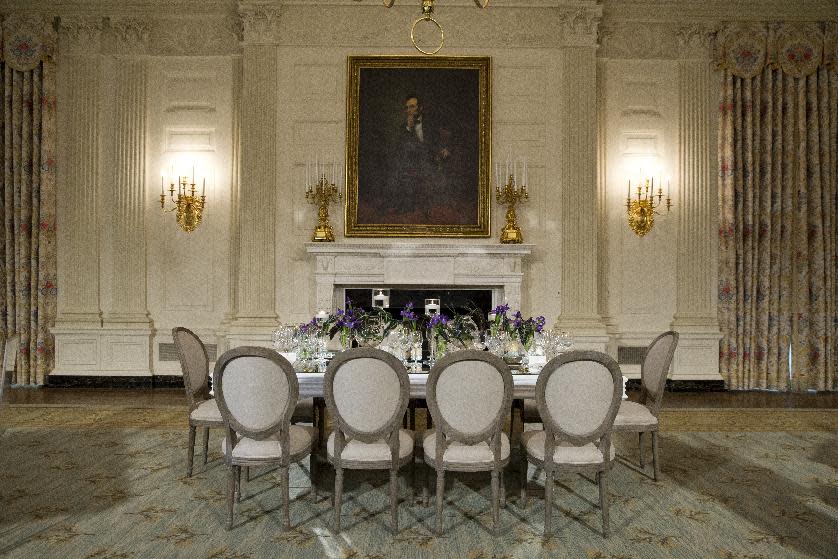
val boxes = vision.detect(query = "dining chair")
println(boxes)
[613,330,679,480]
[425,350,513,535]
[0,335,19,408]
[214,346,315,530]
[172,327,225,477]
[520,350,622,537]
[324,347,413,533]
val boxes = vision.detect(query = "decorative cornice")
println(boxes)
[558,5,602,47]
[238,2,282,45]
[58,15,104,55]
[676,23,715,59]
[151,17,241,55]
[109,16,150,52]
[598,21,681,59]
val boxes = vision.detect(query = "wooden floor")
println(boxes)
[4,386,838,409]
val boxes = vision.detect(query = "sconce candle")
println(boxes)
[625,172,673,237]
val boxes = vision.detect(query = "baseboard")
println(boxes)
[626,379,727,392]
[46,375,185,389]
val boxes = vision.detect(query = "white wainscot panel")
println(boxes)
[102,336,151,372]
[56,338,98,367]
[164,72,217,112]
[166,127,216,152]
[292,64,341,100]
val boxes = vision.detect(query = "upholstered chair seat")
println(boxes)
[613,400,658,428]
[325,348,413,533]
[613,331,679,480]
[422,429,510,468]
[522,431,616,465]
[191,399,223,423]
[327,429,413,464]
[222,425,315,462]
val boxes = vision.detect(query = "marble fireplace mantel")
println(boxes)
[306,242,533,312]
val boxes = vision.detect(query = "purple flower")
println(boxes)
[492,303,510,316]
[429,313,448,328]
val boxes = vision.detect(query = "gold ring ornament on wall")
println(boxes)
[411,12,444,55]
[367,0,489,55]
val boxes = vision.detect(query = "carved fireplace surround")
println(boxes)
[306,242,533,312]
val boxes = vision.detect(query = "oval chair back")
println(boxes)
[640,331,679,416]
[427,350,512,446]
[172,327,210,409]
[536,350,622,449]
[213,347,299,447]
[324,348,409,444]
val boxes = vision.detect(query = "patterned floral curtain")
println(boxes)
[0,16,57,385]
[717,23,838,391]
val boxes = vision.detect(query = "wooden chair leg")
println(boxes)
[491,468,500,535]
[245,466,251,482]
[422,459,430,507]
[236,466,242,502]
[652,431,660,480]
[282,465,291,531]
[226,465,237,530]
[202,427,210,464]
[500,470,506,508]
[638,432,645,469]
[334,466,344,532]
[520,455,528,507]
[187,425,196,477]
[544,465,553,536]
[435,468,445,535]
[311,452,318,501]
[598,470,609,538]
[390,467,399,533]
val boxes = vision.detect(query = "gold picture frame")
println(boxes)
[345,55,491,237]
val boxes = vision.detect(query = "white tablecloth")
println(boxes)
[297,372,539,400]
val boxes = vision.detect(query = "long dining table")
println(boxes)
[296,371,539,400]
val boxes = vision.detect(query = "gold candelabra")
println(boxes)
[160,175,205,233]
[305,174,342,242]
[625,177,672,237]
[496,175,527,244]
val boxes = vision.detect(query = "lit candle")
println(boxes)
[506,151,510,180]
[315,309,328,324]
[667,176,671,198]
[161,174,164,195]
[495,161,500,188]
[202,177,205,196]
[488,312,496,322]
[306,159,310,188]
[523,157,528,186]
[627,180,631,200]
[192,164,195,184]
[315,154,319,180]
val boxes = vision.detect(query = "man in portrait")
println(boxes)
[387,94,452,222]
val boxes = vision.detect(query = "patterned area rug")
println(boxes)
[0,407,836,559]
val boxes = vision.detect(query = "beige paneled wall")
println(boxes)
[38,0,833,378]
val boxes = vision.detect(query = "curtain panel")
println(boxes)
[0,16,58,385]
[717,23,838,391]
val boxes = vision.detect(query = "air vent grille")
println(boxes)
[617,346,645,365]
[159,343,217,362]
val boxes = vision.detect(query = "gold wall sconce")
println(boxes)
[160,169,206,233]
[625,175,672,237]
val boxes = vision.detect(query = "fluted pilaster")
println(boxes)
[104,59,150,324]
[671,26,722,379]
[228,4,280,344]
[556,47,608,347]
[55,17,103,326]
